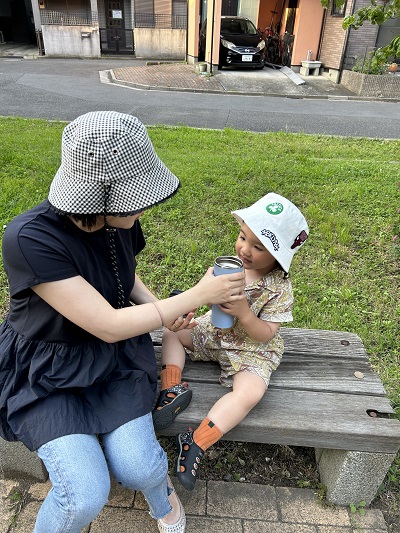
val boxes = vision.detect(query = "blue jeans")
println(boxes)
[33,413,171,533]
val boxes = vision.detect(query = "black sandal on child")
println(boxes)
[175,430,204,491]
[152,383,192,431]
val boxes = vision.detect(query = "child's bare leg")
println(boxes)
[161,328,194,371]
[207,371,266,433]
[152,329,195,431]
[176,371,266,491]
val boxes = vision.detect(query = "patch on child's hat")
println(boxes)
[291,230,308,249]
[261,229,280,251]
[266,202,284,215]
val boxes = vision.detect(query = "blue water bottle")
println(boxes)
[211,256,244,328]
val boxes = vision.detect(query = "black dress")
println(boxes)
[0,201,157,451]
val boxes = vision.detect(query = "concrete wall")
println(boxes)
[42,25,101,57]
[134,28,186,59]
[341,69,400,98]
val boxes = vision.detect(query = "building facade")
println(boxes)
[1,0,398,82]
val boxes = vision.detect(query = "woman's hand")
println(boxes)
[165,311,197,332]
[194,267,245,306]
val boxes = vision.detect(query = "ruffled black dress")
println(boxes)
[0,201,157,451]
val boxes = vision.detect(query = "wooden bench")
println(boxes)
[2,326,400,507]
[151,327,400,506]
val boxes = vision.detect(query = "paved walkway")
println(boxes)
[108,61,359,100]
[0,475,389,532]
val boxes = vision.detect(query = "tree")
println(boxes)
[321,0,400,64]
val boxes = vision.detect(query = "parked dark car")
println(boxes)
[199,16,266,70]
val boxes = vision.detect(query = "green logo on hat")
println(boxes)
[266,202,284,215]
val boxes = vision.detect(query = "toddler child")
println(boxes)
[152,192,308,491]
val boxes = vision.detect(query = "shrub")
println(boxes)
[352,50,389,75]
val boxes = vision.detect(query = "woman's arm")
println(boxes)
[32,268,245,344]
[130,274,196,331]
[130,274,158,305]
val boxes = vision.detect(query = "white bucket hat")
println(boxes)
[231,192,309,272]
[48,111,180,215]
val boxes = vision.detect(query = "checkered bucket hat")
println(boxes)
[48,111,180,215]
[231,192,309,272]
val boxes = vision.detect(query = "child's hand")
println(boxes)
[217,296,251,322]
[221,300,280,343]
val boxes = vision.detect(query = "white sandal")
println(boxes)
[157,478,186,533]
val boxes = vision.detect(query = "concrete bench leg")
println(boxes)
[0,439,48,481]
[315,448,395,506]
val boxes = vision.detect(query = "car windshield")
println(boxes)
[220,18,258,35]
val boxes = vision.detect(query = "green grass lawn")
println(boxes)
[1,117,399,511]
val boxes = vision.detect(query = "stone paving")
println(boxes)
[0,475,388,532]
[109,61,359,99]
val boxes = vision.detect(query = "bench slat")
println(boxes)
[152,347,387,396]
[156,384,400,454]
[151,327,368,359]
[280,328,368,359]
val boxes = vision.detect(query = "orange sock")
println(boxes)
[160,364,182,390]
[193,417,223,451]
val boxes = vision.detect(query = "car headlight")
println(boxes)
[221,39,236,51]
[257,40,266,50]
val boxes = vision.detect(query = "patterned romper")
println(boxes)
[190,268,294,387]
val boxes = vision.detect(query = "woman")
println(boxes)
[0,111,245,533]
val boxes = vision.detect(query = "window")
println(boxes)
[331,0,347,17]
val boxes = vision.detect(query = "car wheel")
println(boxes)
[255,63,264,70]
